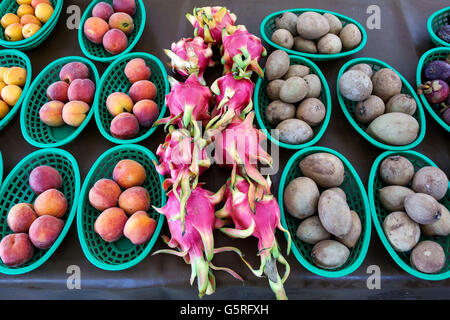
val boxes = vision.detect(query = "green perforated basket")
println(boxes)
[427,7,450,47]
[416,47,450,132]
[94,52,169,144]
[0,49,32,131]
[77,144,166,271]
[78,0,146,62]
[337,57,426,151]
[254,55,331,150]
[0,148,80,275]
[20,56,100,148]
[278,146,371,277]
[260,8,367,61]
[368,150,449,281]
[0,0,63,50]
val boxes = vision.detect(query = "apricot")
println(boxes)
[110,112,139,140]
[20,14,41,26]
[17,4,34,18]
[3,66,27,86]
[29,215,64,249]
[113,0,136,16]
[46,81,69,102]
[0,100,9,119]
[67,78,95,104]
[88,178,122,211]
[62,101,90,127]
[31,0,50,9]
[106,92,133,116]
[29,165,62,194]
[5,23,24,41]
[39,100,65,127]
[1,85,22,106]
[34,189,67,218]
[0,81,5,92]
[17,0,33,5]
[118,186,150,215]
[83,17,109,44]
[35,3,53,23]
[7,203,37,233]
[102,29,128,55]
[124,211,156,245]
[94,207,128,242]
[0,233,34,267]
[128,80,157,103]
[0,68,8,80]
[59,62,90,84]
[1,13,20,29]
[133,99,158,127]
[124,58,151,84]
[108,12,134,35]
[22,23,40,38]
[92,2,114,21]
[113,159,146,189]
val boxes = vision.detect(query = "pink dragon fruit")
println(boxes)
[153,186,244,298]
[164,37,215,85]
[186,6,237,45]
[221,25,267,79]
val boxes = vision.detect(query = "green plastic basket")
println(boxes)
[0,49,32,131]
[94,52,169,144]
[337,57,426,151]
[0,148,80,275]
[20,56,100,148]
[416,47,450,132]
[254,55,331,150]
[78,0,146,63]
[0,0,63,50]
[77,144,166,271]
[427,7,450,47]
[260,8,367,61]
[368,150,449,280]
[278,146,371,277]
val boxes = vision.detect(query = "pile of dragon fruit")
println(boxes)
[151,6,291,300]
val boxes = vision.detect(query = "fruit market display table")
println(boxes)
[0,0,448,299]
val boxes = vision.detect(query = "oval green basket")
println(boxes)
[0,0,63,50]
[260,8,367,61]
[94,52,169,145]
[337,57,426,151]
[368,150,449,281]
[0,49,32,131]
[427,7,450,47]
[78,0,146,63]
[416,47,450,132]
[77,144,166,271]
[278,146,371,277]
[20,56,100,148]
[254,55,331,150]
[0,148,80,275]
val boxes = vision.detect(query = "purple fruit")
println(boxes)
[423,60,450,83]
[418,80,449,104]
[437,25,450,43]
[92,2,114,21]
[441,108,450,125]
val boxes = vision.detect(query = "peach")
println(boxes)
[133,99,158,127]
[108,12,134,35]
[124,211,156,245]
[29,165,63,194]
[124,58,151,83]
[59,62,90,84]
[17,4,34,18]
[17,0,33,5]
[20,14,42,26]
[46,81,69,102]
[22,23,40,38]
[3,66,27,86]
[128,80,157,103]
[7,203,37,233]
[67,78,95,104]
[34,189,67,218]
[92,2,114,21]
[31,0,50,9]
[62,101,90,127]
[5,23,24,41]
[94,207,128,242]
[39,101,65,127]
[1,13,20,28]
[106,92,133,116]
[35,3,53,23]
[0,100,9,119]
[0,233,34,267]
[88,178,122,211]
[29,215,64,249]
[110,112,139,140]
[83,16,109,44]
[113,159,146,189]
[113,0,136,16]
[102,29,128,55]
[118,186,150,215]
[1,85,22,106]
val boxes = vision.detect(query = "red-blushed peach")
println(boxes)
[110,112,139,140]
[29,165,63,195]
[92,2,114,21]
[118,186,150,215]
[113,0,136,16]
[88,178,122,211]
[133,99,158,127]
[35,3,54,23]
[1,84,22,106]
[128,80,157,103]
[124,211,156,245]
[113,159,146,189]
[94,207,128,242]
[20,14,41,26]
[7,203,37,233]
[62,101,90,127]
[39,101,65,127]
[84,16,109,44]
[34,189,67,218]
[0,233,34,267]
[106,92,133,116]
[102,29,128,55]
[67,78,95,104]
[124,58,151,83]
[46,81,69,102]
[28,215,64,249]
[59,62,90,84]
[31,0,50,9]
[108,12,134,35]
